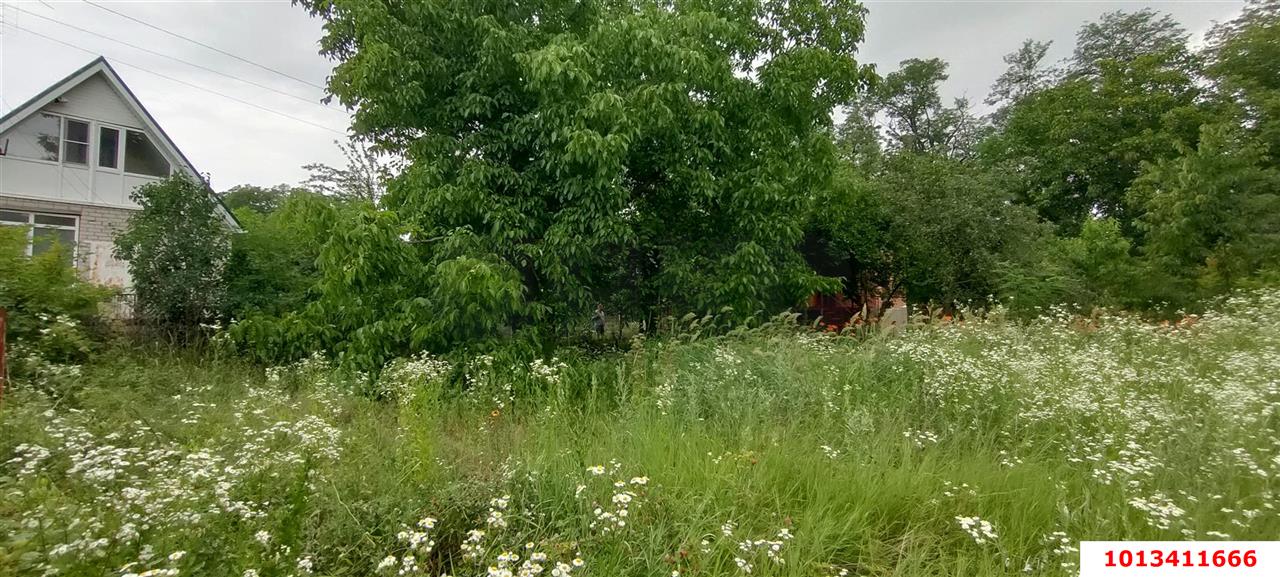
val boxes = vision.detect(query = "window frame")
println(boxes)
[62,118,91,166]
[0,210,80,259]
[122,128,172,178]
[2,112,171,179]
[2,112,64,165]
[97,124,123,171]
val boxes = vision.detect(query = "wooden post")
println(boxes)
[0,307,7,404]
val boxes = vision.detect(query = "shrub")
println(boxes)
[0,225,112,368]
[114,173,233,330]
[224,191,337,318]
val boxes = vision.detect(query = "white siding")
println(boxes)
[42,73,145,129]
[0,72,171,210]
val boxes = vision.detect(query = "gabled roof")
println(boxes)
[0,57,241,231]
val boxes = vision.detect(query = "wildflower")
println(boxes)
[254,530,271,546]
[168,551,186,562]
[587,465,605,475]
[243,571,259,577]
[955,516,998,544]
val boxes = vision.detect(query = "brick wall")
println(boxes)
[0,195,136,280]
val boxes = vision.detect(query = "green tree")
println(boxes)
[1205,0,1280,161]
[983,49,1207,232]
[115,174,232,328]
[875,154,1044,308]
[874,58,983,159]
[834,95,883,171]
[224,190,339,318]
[983,9,1213,234]
[1,227,112,363]
[802,165,892,304]
[1129,124,1280,299]
[220,183,304,215]
[301,139,390,204]
[997,218,1142,314]
[1070,9,1189,77]
[986,39,1055,112]
[298,0,873,327]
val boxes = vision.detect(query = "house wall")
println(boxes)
[0,195,135,288]
[44,73,146,128]
[0,72,171,210]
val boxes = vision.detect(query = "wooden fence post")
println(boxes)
[0,307,7,404]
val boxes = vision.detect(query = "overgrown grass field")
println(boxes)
[3,292,1278,577]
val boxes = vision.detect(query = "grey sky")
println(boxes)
[0,1,1246,190]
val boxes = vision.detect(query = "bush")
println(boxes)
[224,191,337,318]
[114,173,232,330]
[0,225,113,369]
[998,218,1144,314]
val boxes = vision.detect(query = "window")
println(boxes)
[3,113,60,161]
[99,126,120,168]
[63,119,90,165]
[124,130,169,177]
[0,210,78,262]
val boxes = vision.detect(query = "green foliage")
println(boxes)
[1129,123,1280,302]
[301,139,389,204]
[876,155,1044,307]
[115,174,232,328]
[982,44,1209,233]
[229,207,528,369]
[224,191,336,318]
[219,183,303,215]
[874,58,984,158]
[298,0,873,327]
[0,226,112,364]
[1069,8,1189,76]
[998,218,1143,314]
[1205,0,1280,160]
[986,39,1055,111]
[802,166,892,301]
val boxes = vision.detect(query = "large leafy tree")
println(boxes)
[874,58,983,159]
[874,154,1043,308]
[1129,124,1280,298]
[220,183,306,215]
[224,190,339,318]
[986,39,1055,113]
[298,0,872,325]
[1205,0,1280,162]
[1069,9,1189,77]
[982,10,1210,233]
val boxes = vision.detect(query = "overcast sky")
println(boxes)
[0,1,1246,190]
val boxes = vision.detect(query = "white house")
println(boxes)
[0,57,239,288]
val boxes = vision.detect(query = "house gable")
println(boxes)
[0,57,239,230]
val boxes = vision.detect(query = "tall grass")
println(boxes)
[2,291,1278,577]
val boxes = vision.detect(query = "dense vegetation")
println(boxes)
[167,0,1277,369]
[4,290,1279,577]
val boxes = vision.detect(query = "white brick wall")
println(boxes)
[0,195,136,283]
